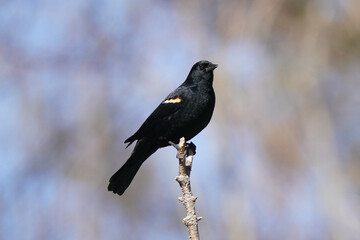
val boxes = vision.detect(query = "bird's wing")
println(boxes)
[124,87,187,147]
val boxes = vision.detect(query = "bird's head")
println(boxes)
[187,60,218,84]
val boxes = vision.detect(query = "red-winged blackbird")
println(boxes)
[108,60,217,196]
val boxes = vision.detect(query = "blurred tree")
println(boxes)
[0,0,359,239]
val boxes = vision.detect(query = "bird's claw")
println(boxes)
[185,142,196,157]
[169,141,196,159]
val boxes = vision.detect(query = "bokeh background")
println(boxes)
[1,0,360,239]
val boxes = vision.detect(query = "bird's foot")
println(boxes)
[185,142,196,157]
[168,141,196,159]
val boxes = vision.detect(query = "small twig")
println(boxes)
[173,137,201,240]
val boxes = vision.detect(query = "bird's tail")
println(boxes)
[108,139,158,196]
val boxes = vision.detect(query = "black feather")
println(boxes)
[108,60,217,196]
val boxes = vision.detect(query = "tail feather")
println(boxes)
[108,139,158,196]
[108,159,142,195]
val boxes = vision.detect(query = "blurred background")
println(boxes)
[1,0,360,239]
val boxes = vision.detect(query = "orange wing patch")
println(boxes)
[163,97,181,104]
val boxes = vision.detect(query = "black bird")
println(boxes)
[108,60,217,196]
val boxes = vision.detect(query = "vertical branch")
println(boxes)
[175,137,202,240]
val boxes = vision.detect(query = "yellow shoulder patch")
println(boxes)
[163,97,181,104]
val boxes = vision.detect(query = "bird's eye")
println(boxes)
[199,63,207,70]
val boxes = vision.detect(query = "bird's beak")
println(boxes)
[206,63,218,72]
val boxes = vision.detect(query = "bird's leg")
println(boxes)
[168,141,179,150]
[169,141,196,160]
[169,141,184,159]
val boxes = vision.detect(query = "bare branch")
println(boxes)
[175,137,201,240]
